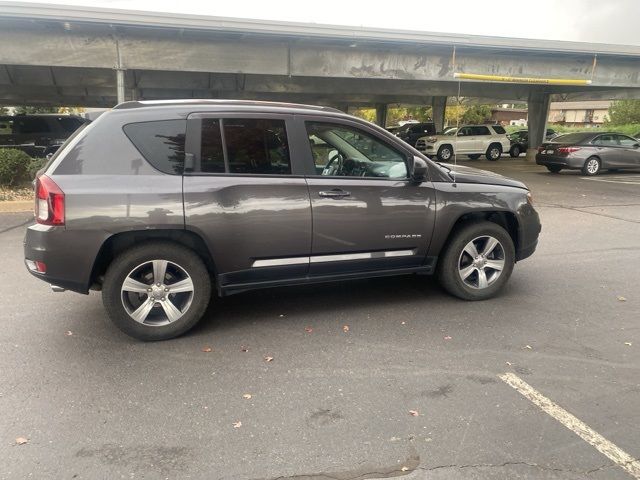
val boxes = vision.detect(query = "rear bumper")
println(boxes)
[23,223,106,294]
[536,154,585,169]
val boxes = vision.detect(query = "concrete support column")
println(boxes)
[431,96,447,133]
[375,103,388,127]
[526,91,551,161]
[115,68,126,105]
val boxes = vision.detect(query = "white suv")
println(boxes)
[416,125,510,161]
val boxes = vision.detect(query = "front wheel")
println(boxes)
[102,242,212,341]
[437,145,453,162]
[509,145,521,158]
[486,144,502,161]
[437,221,515,301]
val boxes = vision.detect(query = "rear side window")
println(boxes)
[472,126,491,135]
[492,125,506,134]
[15,117,51,134]
[200,118,291,175]
[123,120,186,175]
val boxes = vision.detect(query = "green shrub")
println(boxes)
[0,149,32,186]
[27,157,47,180]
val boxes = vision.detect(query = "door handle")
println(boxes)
[319,189,351,198]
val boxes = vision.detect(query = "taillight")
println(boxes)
[557,147,581,155]
[35,175,65,226]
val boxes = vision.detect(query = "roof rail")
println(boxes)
[113,99,342,113]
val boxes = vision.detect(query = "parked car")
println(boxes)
[393,122,437,147]
[508,129,558,158]
[0,114,89,158]
[536,132,640,175]
[24,100,540,341]
[415,124,510,161]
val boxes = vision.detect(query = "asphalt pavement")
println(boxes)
[1,158,639,480]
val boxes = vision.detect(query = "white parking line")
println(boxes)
[499,373,640,478]
[582,175,640,185]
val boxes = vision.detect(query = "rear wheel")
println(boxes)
[509,145,521,158]
[437,145,453,162]
[468,154,481,160]
[103,242,211,341]
[546,165,562,173]
[437,221,515,301]
[486,144,502,161]
[582,157,601,176]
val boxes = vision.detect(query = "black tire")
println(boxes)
[102,241,212,341]
[486,144,502,161]
[509,145,521,158]
[437,145,453,162]
[468,154,481,160]
[437,221,515,301]
[582,156,601,176]
[546,165,562,173]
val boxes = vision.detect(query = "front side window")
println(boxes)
[617,135,638,147]
[200,118,290,175]
[306,122,407,179]
[123,120,186,175]
[457,127,473,137]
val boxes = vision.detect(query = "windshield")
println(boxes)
[443,127,458,136]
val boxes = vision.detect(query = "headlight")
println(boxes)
[426,136,437,143]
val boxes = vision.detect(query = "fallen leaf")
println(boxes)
[15,437,28,445]
[264,356,274,362]
[617,296,627,302]
[343,325,350,333]
[624,342,632,346]
[525,345,532,350]
[305,326,313,333]
[443,336,452,340]
[232,421,242,428]
[506,361,513,366]
[201,346,212,353]
[401,467,409,472]
[409,410,419,417]
[64,331,73,336]
[401,321,406,325]
[243,394,252,399]
[240,346,249,352]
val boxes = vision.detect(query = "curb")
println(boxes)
[0,201,33,213]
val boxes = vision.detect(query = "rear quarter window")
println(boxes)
[123,120,186,175]
[492,126,506,134]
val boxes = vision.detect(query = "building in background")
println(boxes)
[491,106,528,125]
[547,101,611,127]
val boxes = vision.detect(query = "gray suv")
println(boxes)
[24,100,541,341]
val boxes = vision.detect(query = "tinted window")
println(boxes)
[593,134,618,146]
[472,126,491,135]
[123,120,186,175]
[57,117,84,133]
[224,119,290,175]
[201,119,225,173]
[0,117,13,136]
[492,125,506,134]
[15,117,51,134]
[306,122,407,179]
[617,135,638,147]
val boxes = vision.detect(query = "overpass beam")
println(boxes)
[116,68,126,105]
[432,96,447,132]
[526,91,550,161]
[375,104,388,127]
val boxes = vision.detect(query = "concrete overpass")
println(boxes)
[1,1,639,155]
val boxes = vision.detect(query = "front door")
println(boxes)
[300,117,436,275]
[183,113,312,288]
[455,126,477,154]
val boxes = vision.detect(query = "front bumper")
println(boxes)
[515,203,541,262]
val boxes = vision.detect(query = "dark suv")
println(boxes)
[394,122,437,147]
[0,114,89,157]
[24,100,540,341]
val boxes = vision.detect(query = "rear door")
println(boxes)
[299,116,436,276]
[183,113,312,288]
[472,126,492,152]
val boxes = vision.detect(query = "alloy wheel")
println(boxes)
[457,235,505,289]
[121,259,194,326]
[586,158,600,175]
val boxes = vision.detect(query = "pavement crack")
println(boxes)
[419,461,612,475]
[537,202,640,224]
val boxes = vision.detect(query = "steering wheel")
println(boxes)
[322,151,344,176]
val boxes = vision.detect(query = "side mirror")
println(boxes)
[411,156,428,183]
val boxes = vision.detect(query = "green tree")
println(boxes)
[13,106,59,114]
[607,100,640,125]
[461,104,493,124]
